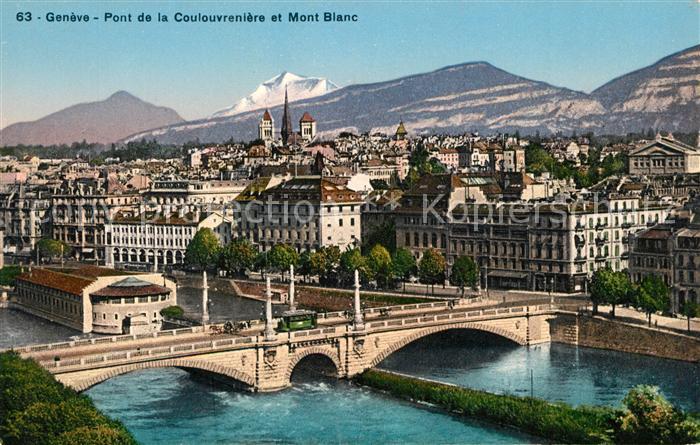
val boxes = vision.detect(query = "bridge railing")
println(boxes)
[365,304,554,330]
[6,326,205,354]
[37,332,263,371]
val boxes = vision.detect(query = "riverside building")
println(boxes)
[14,265,176,334]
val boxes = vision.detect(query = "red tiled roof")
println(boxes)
[17,269,94,296]
[262,110,272,121]
[300,112,315,123]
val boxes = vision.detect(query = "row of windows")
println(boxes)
[95,294,170,305]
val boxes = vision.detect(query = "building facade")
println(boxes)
[236,176,362,252]
[14,266,176,334]
[628,135,700,176]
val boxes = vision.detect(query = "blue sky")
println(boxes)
[1,1,698,128]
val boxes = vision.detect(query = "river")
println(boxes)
[3,306,698,444]
[85,330,698,444]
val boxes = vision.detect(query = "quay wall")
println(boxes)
[550,312,700,362]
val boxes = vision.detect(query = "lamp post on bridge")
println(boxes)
[201,270,209,326]
[264,277,276,341]
[353,269,365,331]
[288,264,296,312]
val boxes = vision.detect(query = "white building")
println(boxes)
[236,176,362,252]
[106,211,232,271]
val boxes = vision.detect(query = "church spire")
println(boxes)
[281,86,292,145]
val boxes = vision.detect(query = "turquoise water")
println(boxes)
[379,331,699,412]
[86,368,531,445]
[86,330,699,444]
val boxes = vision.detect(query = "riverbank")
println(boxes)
[0,351,137,445]
[355,369,700,444]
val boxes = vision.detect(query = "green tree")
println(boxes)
[450,256,479,296]
[36,238,70,263]
[160,305,184,319]
[418,248,446,294]
[392,248,416,292]
[634,275,670,326]
[616,385,700,444]
[363,221,396,254]
[218,239,256,276]
[339,248,371,285]
[184,228,220,270]
[309,246,341,285]
[679,299,699,333]
[367,244,393,288]
[589,267,631,316]
[268,244,299,278]
[297,251,312,283]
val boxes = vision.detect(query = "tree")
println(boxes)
[589,267,631,316]
[184,228,220,270]
[634,276,670,326]
[297,251,312,283]
[268,244,299,278]
[392,248,416,292]
[367,244,393,288]
[418,248,446,294]
[219,239,256,276]
[160,306,184,319]
[363,221,396,254]
[36,238,70,263]
[616,385,700,444]
[309,246,341,285]
[339,248,371,285]
[679,299,699,333]
[450,256,479,296]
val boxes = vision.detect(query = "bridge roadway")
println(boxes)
[11,299,560,392]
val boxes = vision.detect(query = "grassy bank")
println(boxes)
[0,351,138,445]
[355,369,700,444]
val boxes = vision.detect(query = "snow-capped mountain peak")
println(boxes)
[211,72,339,118]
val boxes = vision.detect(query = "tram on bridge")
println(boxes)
[276,310,318,332]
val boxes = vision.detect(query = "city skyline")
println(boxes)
[1,1,699,128]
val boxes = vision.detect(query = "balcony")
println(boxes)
[595,222,607,230]
[575,223,585,232]
[621,222,633,229]
[594,255,607,263]
[574,255,587,263]
[621,251,630,260]
[622,236,629,244]
[574,236,585,247]
[595,237,606,247]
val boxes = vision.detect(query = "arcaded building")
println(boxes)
[14,265,176,334]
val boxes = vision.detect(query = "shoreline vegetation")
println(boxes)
[355,369,700,444]
[0,351,137,445]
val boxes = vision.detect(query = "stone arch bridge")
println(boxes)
[13,302,559,392]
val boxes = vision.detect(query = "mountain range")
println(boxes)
[210,72,338,118]
[0,91,184,146]
[123,45,698,144]
[1,45,698,147]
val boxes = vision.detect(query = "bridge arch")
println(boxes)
[285,347,343,382]
[369,322,527,369]
[69,359,256,392]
